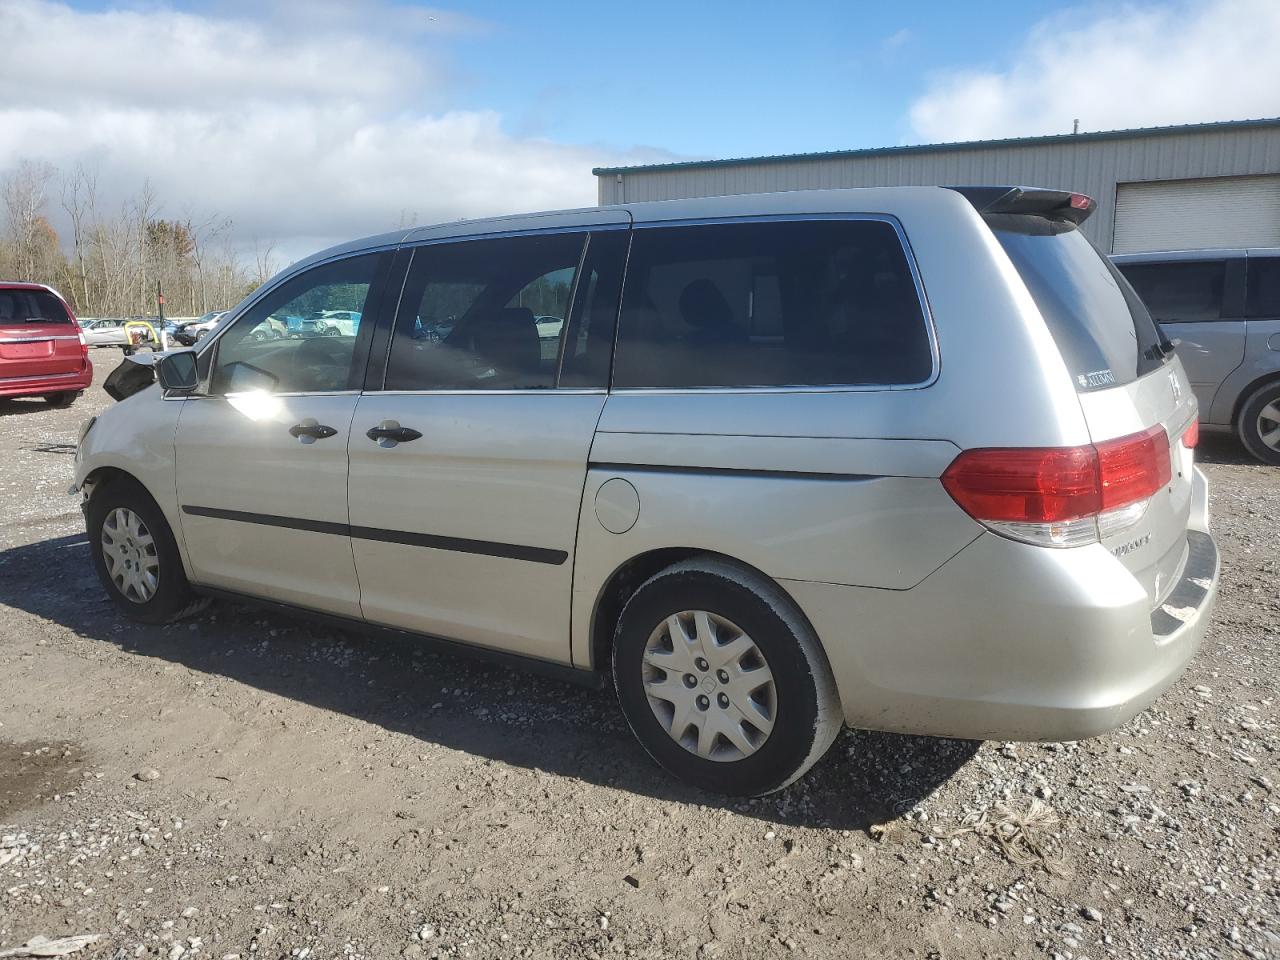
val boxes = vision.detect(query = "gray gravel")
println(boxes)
[1,354,1277,960]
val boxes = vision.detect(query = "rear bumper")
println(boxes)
[0,364,93,398]
[784,471,1219,742]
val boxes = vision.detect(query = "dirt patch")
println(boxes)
[0,741,85,818]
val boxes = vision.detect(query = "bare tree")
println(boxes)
[60,162,97,311]
[3,159,57,281]
[2,158,265,317]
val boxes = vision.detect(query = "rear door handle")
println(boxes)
[289,419,339,440]
[366,421,422,446]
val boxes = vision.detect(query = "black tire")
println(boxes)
[612,557,841,796]
[1238,380,1280,466]
[43,391,79,408]
[86,476,208,624]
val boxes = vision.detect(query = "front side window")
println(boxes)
[1246,257,1280,318]
[211,253,381,394]
[1117,260,1226,323]
[612,219,932,389]
[386,232,587,391]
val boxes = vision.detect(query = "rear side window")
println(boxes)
[612,219,932,389]
[0,289,71,325]
[989,216,1165,391]
[386,232,587,391]
[1247,257,1280,318]
[1117,260,1226,322]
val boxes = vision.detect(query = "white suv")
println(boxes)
[75,187,1219,796]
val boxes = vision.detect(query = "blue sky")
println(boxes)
[440,0,1063,158]
[7,0,1279,260]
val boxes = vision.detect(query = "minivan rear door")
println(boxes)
[1114,255,1246,418]
[986,212,1197,608]
[0,287,84,377]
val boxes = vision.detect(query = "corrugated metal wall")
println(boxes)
[597,125,1280,252]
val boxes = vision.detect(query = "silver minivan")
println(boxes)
[74,186,1220,796]
[1112,249,1280,464]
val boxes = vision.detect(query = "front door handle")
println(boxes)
[366,420,423,446]
[289,419,338,440]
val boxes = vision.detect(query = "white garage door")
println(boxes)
[1113,175,1280,253]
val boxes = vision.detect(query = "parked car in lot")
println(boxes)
[74,186,1218,795]
[0,282,91,406]
[173,311,227,346]
[1112,249,1280,464]
[310,309,362,336]
[82,317,131,348]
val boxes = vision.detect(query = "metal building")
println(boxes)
[594,118,1280,254]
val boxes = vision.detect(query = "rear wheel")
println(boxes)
[43,391,79,408]
[87,477,207,624]
[1237,380,1280,466]
[612,557,841,796]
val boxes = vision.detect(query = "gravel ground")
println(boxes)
[1,354,1277,960]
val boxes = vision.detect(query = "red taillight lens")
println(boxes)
[1096,425,1170,510]
[943,426,1171,533]
[941,445,1100,523]
[1181,420,1199,449]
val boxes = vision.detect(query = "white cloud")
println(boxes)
[0,0,668,264]
[908,0,1280,143]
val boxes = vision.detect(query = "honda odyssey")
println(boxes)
[73,186,1219,796]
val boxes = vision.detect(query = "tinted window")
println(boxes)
[212,253,381,394]
[612,219,931,389]
[1117,260,1226,322]
[990,216,1165,391]
[0,289,71,325]
[1246,257,1280,318]
[386,232,587,391]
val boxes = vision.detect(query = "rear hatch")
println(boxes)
[0,287,85,378]
[957,187,1197,609]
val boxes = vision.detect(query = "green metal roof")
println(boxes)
[592,117,1280,177]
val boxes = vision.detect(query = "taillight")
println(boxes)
[76,327,88,350]
[942,426,1170,548]
[1182,420,1199,449]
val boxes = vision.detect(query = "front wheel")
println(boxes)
[43,391,80,408]
[86,477,207,624]
[1237,380,1280,465]
[612,557,841,796]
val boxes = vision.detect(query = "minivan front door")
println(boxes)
[175,252,390,618]
[347,228,627,662]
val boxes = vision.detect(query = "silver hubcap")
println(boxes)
[1258,400,1280,452]
[100,507,160,603]
[642,610,776,762]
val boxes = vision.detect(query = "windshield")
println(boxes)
[987,215,1166,391]
[0,288,72,326]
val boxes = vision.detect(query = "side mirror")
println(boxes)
[156,350,199,393]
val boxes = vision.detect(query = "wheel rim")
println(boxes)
[1257,399,1280,452]
[641,610,776,762]
[100,507,160,603]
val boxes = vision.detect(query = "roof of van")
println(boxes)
[286,185,977,278]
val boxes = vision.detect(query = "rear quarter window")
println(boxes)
[0,289,72,325]
[612,218,933,389]
[1116,260,1226,323]
[1246,257,1280,318]
[988,216,1166,391]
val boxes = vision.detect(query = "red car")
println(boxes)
[0,283,92,407]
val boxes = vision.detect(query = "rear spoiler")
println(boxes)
[947,186,1097,225]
